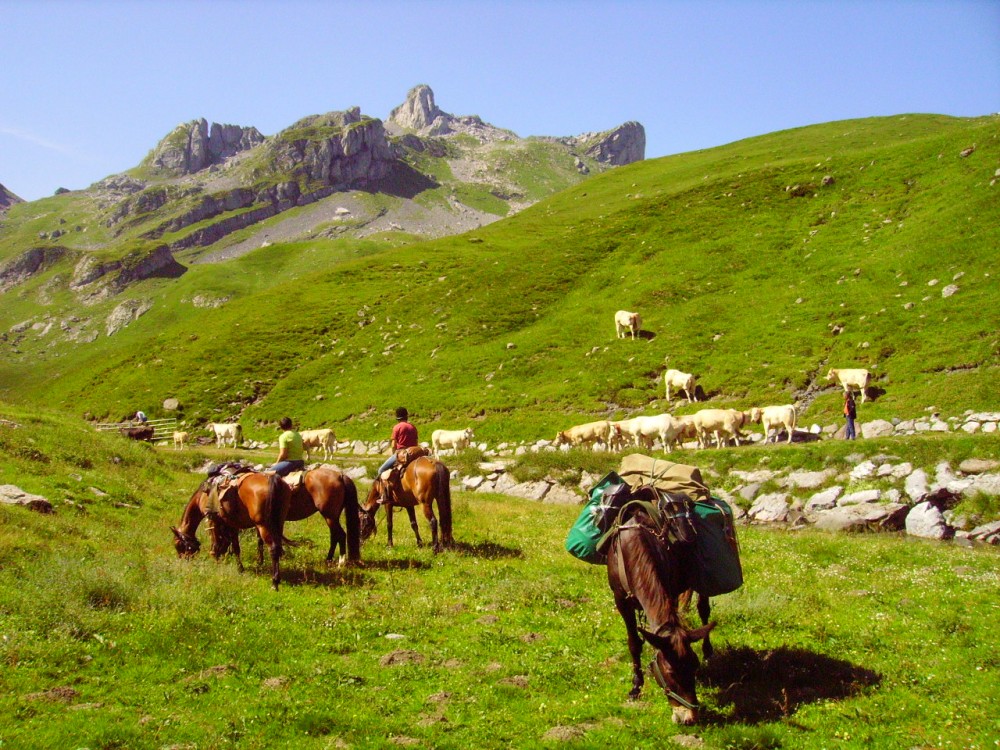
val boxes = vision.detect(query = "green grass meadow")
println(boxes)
[1,405,998,749]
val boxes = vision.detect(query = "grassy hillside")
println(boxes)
[1,114,997,443]
[1,405,998,749]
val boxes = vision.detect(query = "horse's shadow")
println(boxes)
[449,540,524,559]
[280,566,371,588]
[354,557,432,571]
[699,645,881,725]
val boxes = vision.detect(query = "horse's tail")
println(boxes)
[267,473,286,557]
[343,475,361,562]
[434,461,454,547]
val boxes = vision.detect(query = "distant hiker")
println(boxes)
[843,391,857,440]
[135,410,147,423]
[377,407,419,476]
[268,417,304,476]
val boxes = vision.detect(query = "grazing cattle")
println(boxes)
[121,424,154,441]
[615,310,641,340]
[690,409,751,449]
[609,414,686,452]
[664,369,697,403]
[825,368,871,402]
[432,427,474,456]
[301,428,336,461]
[555,420,611,450]
[173,431,189,450]
[207,422,242,449]
[675,415,700,448]
[749,405,798,444]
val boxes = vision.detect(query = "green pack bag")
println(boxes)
[565,471,630,564]
[691,497,743,596]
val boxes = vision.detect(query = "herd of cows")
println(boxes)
[127,306,872,460]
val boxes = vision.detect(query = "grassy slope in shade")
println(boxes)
[0,114,997,443]
[0,405,997,749]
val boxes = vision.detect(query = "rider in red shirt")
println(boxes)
[377,407,418,475]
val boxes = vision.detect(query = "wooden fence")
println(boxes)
[95,417,177,442]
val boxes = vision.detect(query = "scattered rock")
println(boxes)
[0,484,53,513]
[905,502,954,540]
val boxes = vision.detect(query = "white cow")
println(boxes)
[664,369,697,403]
[826,368,871,402]
[172,431,189,450]
[432,427,474,456]
[690,409,750,449]
[207,422,242,449]
[749,405,798,444]
[555,420,611,450]
[614,310,641,340]
[301,428,336,461]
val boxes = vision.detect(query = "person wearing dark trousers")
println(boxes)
[844,391,857,440]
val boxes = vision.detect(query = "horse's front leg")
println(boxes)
[231,533,244,573]
[326,518,346,563]
[618,600,645,700]
[696,593,713,660]
[405,506,422,547]
[385,504,395,548]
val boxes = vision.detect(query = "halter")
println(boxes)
[650,657,699,711]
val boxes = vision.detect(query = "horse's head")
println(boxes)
[644,623,715,725]
[359,480,384,543]
[171,526,201,557]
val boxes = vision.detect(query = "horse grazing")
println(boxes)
[214,468,362,566]
[606,488,715,724]
[359,456,454,552]
[171,471,288,590]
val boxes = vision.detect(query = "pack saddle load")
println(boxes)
[565,454,743,597]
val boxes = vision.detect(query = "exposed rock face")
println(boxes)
[148,118,264,175]
[577,121,646,166]
[388,85,442,130]
[0,247,67,292]
[71,245,185,300]
[0,182,24,214]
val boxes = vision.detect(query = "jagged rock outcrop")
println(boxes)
[566,121,646,166]
[147,118,264,175]
[0,183,23,214]
[0,247,67,293]
[388,85,517,144]
[71,245,185,299]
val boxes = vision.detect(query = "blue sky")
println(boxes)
[2,0,998,202]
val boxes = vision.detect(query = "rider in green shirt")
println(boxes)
[270,417,304,476]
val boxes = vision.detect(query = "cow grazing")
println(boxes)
[609,414,686,453]
[432,427,474,456]
[173,431,189,450]
[121,424,154,441]
[690,409,750,449]
[826,368,871,402]
[207,422,242,449]
[615,310,641,340]
[749,405,798,444]
[664,369,697,403]
[555,420,611,450]
[301,428,336,461]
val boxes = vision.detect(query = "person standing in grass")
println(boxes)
[269,417,305,476]
[844,391,857,440]
[377,407,419,475]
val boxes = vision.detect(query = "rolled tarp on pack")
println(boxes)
[617,454,711,503]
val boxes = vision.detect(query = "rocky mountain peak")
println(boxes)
[388,85,442,131]
[0,182,24,215]
[146,118,264,176]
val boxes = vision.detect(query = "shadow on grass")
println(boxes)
[354,557,432,571]
[699,645,881,725]
[280,566,371,588]
[448,540,524,559]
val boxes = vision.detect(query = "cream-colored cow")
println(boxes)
[172,431,189,450]
[301,428,336,461]
[664,369,697,403]
[826,368,871,402]
[749,405,798,444]
[614,310,641,340]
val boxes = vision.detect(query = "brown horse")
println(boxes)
[359,456,454,552]
[172,471,288,590]
[211,468,362,566]
[606,488,715,724]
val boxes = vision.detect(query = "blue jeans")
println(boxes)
[270,459,305,476]
[845,417,856,440]
[377,454,397,476]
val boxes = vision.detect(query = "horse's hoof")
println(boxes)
[628,689,641,701]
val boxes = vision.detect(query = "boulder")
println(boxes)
[861,419,895,439]
[804,486,842,513]
[904,469,929,501]
[850,461,876,480]
[748,493,790,523]
[543,485,584,506]
[812,503,908,533]
[839,489,881,506]
[968,520,1000,545]
[780,469,836,490]
[959,458,1000,475]
[0,485,53,513]
[905,502,954,540]
[163,397,180,411]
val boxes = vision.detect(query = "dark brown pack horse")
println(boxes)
[171,471,288,589]
[606,488,715,725]
[360,456,454,552]
[210,468,362,567]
